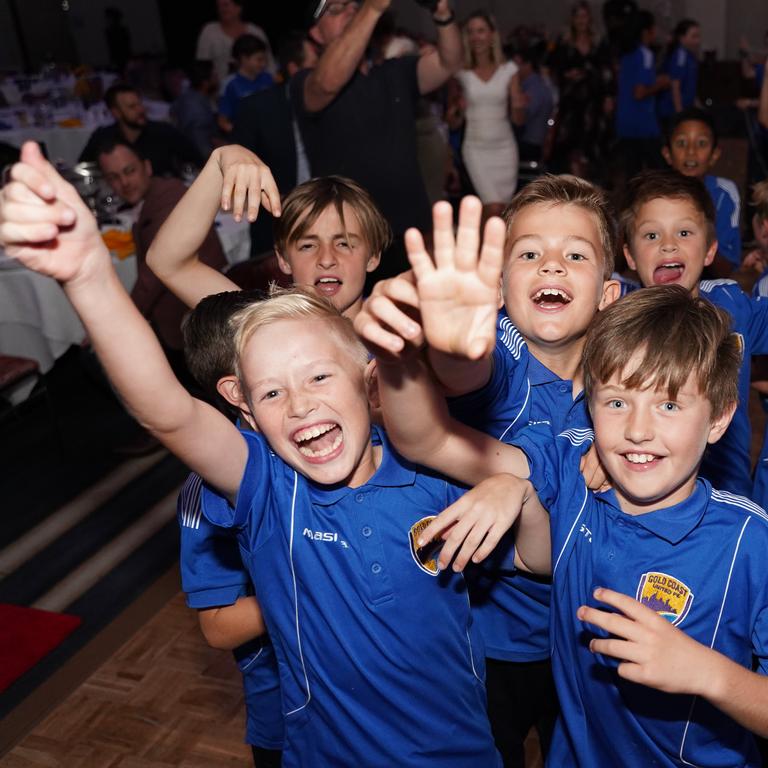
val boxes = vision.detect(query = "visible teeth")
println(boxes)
[661,263,682,269]
[294,423,335,443]
[533,288,570,301]
[625,453,657,464]
[318,278,340,284]
[298,430,343,457]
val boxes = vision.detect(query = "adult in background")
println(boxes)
[548,1,612,178]
[196,0,275,87]
[231,31,319,254]
[96,139,225,358]
[292,0,462,281]
[512,48,554,163]
[80,84,203,178]
[171,60,219,159]
[455,10,524,207]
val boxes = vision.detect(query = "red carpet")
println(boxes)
[0,603,81,692]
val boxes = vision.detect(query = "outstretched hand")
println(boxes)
[216,144,281,223]
[407,196,504,360]
[0,141,105,284]
[578,587,712,696]
[353,271,425,362]
[416,473,530,572]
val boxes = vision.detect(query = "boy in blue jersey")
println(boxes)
[365,213,768,765]
[178,289,282,767]
[657,19,701,121]
[356,179,620,767]
[0,141,503,768]
[619,169,768,499]
[661,107,742,274]
[218,35,274,132]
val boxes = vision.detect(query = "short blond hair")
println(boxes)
[752,180,768,222]
[501,174,616,278]
[583,285,740,419]
[230,287,368,383]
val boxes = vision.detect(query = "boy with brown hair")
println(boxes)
[619,169,768,500]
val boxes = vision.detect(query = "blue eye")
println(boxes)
[661,401,679,412]
[607,399,624,409]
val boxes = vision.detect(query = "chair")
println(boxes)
[224,252,293,293]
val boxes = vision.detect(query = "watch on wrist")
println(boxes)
[433,9,455,26]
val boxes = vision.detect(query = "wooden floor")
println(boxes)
[0,589,253,768]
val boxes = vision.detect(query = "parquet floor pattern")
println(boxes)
[0,594,252,768]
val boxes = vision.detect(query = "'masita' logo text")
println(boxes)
[303,528,349,548]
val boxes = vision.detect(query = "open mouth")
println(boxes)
[293,422,343,459]
[315,277,342,296]
[531,287,572,309]
[653,262,684,285]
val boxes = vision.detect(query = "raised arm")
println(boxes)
[146,145,280,309]
[416,0,462,95]
[303,0,389,113]
[0,143,247,498]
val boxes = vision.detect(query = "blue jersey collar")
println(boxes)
[596,478,709,544]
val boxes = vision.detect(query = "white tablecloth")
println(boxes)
[0,125,94,166]
[0,253,137,376]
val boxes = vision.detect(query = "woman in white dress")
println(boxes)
[196,0,275,87]
[455,11,524,205]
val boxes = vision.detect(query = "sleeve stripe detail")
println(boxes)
[499,317,526,360]
[179,473,204,530]
[710,489,768,522]
[498,379,531,442]
[557,428,595,447]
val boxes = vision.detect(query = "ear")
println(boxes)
[708,146,721,168]
[364,358,380,411]
[707,401,737,445]
[623,243,637,272]
[216,375,257,428]
[661,145,672,166]
[275,249,293,275]
[704,237,718,267]
[598,278,621,310]
[366,250,382,274]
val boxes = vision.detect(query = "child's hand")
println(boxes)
[406,196,504,360]
[353,271,425,362]
[417,474,529,572]
[578,587,712,696]
[215,145,281,223]
[742,248,768,274]
[0,141,105,284]
[580,444,611,492]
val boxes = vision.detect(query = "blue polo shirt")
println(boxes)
[704,175,742,267]
[202,427,501,768]
[700,280,768,497]
[616,45,660,138]
[658,45,698,118]
[751,276,768,510]
[514,426,768,768]
[449,311,591,662]
[219,71,274,120]
[177,473,283,749]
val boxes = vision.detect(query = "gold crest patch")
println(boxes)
[409,516,441,575]
[635,571,694,626]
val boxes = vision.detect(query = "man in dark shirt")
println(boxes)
[291,0,461,280]
[80,84,202,178]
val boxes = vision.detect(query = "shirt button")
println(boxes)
[559,384,569,394]
[371,562,382,574]
[355,493,365,503]
[362,526,372,537]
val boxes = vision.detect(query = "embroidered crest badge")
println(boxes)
[635,571,694,626]
[409,516,441,576]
